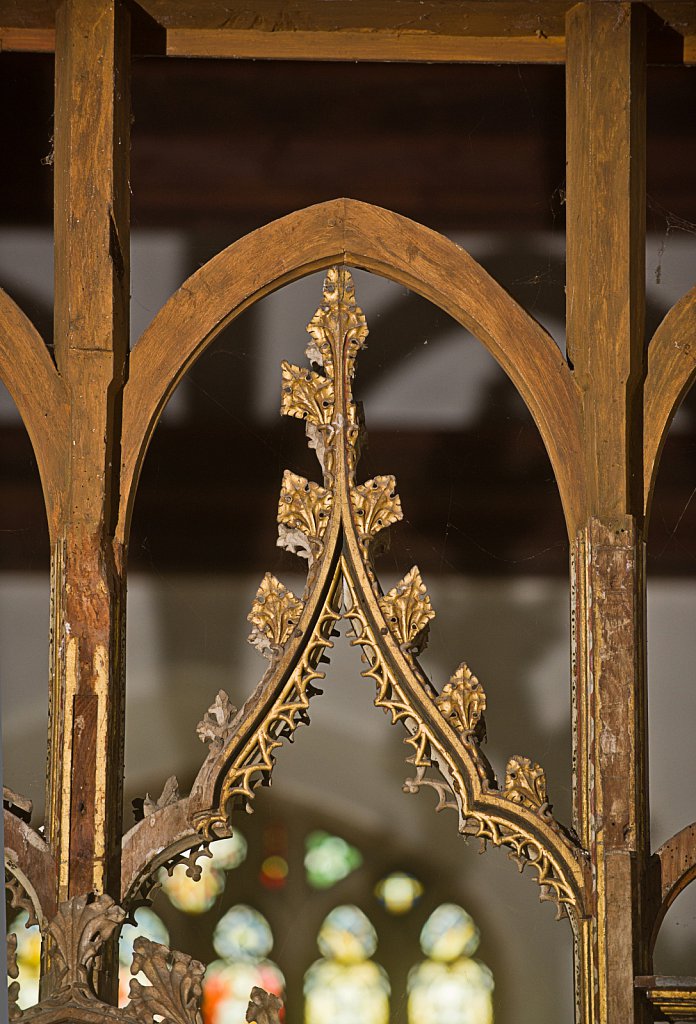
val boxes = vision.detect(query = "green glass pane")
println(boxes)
[304,831,362,889]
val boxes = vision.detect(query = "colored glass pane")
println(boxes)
[318,905,377,963]
[305,905,389,1024]
[304,831,362,889]
[213,905,274,962]
[8,911,41,1009]
[159,858,225,914]
[407,958,494,1024]
[209,832,248,871]
[203,959,285,1024]
[419,904,480,961]
[374,872,424,915]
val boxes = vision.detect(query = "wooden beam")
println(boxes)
[2,1,694,62]
[46,0,131,1000]
[566,4,650,1022]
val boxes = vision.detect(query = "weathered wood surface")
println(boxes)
[644,285,696,520]
[119,198,584,548]
[648,822,696,950]
[1,0,694,62]
[43,0,132,1001]
[566,4,650,1022]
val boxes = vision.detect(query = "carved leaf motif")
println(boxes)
[197,690,237,754]
[277,470,332,559]
[48,893,125,992]
[246,986,283,1024]
[436,663,487,741]
[247,574,304,659]
[503,755,551,816]
[280,362,334,426]
[5,872,39,929]
[378,567,435,654]
[305,266,367,385]
[128,937,204,1024]
[141,775,180,818]
[7,932,21,1020]
[351,476,403,540]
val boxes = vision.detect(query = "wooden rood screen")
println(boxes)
[1,2,695,1023]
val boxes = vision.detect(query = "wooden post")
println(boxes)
[566,4,649,1021]
[45,0,130,1000]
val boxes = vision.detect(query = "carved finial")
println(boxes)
[127,937,205,1024]
[47,893,125,995]
[503,755,552,817]
[305,266,367,381]
[351,475,403,543]
[436,663,487,742]
[277,470,332,564]
[246,986,283,1024]
[197,691,237,754]
[133,775,180,821]
[247,573,304,658]
[378,567,435,654]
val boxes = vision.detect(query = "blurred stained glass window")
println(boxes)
[203,905,284,1024]
[304,831,362,890]
[304,905,389,1024]
[408,904,494,1024]
[374,871,423,915]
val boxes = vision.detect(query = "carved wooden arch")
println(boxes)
[643,284,696,522]
[119,198,586,547]
[0,289,69,540]
[121,265,591,947]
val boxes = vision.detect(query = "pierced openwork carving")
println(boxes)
[122,265,588,979]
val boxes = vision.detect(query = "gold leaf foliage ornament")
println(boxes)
[247,574,304,659]
[378,567,435,655]
[279,362,334,427]
[503,755,552,818]
[351,475,403,543]
[276,470,332,564]
[435,663,487,742]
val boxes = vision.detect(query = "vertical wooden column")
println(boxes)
[45,0,130,996]
[566,4,648,1022]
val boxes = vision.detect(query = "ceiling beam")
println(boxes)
[1,1,693,63]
